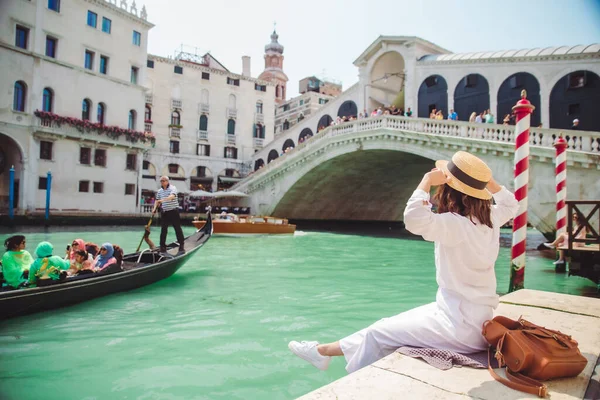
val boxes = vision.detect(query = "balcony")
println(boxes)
[198,103,210,114]
[171,99,182,109]
[227,108,237,119]
[170,127,181,138]
[145,93,153,105]
[254,113,264,124]
[226,134,236,145]
[253,138,264,148]
[144,122,152,132]
[197,129,208,141]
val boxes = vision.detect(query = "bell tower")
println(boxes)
[258,29,289,104]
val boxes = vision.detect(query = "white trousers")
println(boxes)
[339,289,493,373]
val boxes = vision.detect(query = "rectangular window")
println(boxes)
[465,74,478,88]
[125,184,135,195]
[45,36,57,58]
[85,50,94,70]
[202,72,210,80]
[224,147,237,159]
[102,17,111,33]
[40,141,53,160]
[87,11,97,28]
[299,99,304,106]
[99,55,108,74]
[131,66,139,84]
[79,147,91,164]
[79,180,90,192]
[168,164,178,174]
[283,104,290,111]
[227,77,240,86]
[38,177,48,190]
[318,98,328,105]
[196,166,206,177]
[94,149,106,167]
[254,83,266,92]
[48,0,60,12]
[15,25,29,49]
[196,144,210,156]
[93,182,104,193]
[568,72,586,89]
[174,66,183,74]
[143,160,150,170]
[147,59,154,68]
[132,30,141,46]
[169,140,180,154]
[126,154,137,170]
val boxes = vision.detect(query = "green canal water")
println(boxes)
[0,227,597,400]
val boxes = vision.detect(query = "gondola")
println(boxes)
[0,211,213,320]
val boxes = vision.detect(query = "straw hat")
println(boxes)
[435,151,492,200]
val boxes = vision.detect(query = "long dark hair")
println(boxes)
[112,245,124,266]
[433,185,493,228]
[4,235,25,251]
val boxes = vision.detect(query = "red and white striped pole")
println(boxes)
[554,136,568,237]
[509,90,535,292]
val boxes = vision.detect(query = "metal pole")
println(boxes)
[509,90,535,292]
[8,165,15,220]
[45,170,52,220]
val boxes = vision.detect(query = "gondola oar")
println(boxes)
[136,205,158,253]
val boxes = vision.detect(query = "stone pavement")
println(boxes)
[297,289,600,400]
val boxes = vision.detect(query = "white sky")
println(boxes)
[142,0,600,98]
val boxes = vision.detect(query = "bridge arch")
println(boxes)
[549,70,600,131]
[282,139,295,152]
[497,72,541,127]
[337,100,358,118]
[368,51,405,111]
[317,114,332,131]
[453,73,490,122]
[254,158,265,171]
[267,149,279,163]
[418,75,448,118]
[299,127,313,142]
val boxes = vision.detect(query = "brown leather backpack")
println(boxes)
[482,315,587,398]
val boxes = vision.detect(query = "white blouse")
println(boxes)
[403,187,519,308]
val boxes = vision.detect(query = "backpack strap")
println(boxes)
[487,347,548,398]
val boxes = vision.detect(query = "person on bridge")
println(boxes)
[288,151,519,373]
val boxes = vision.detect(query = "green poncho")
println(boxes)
[29,242,70,286]
[1,250,33,288]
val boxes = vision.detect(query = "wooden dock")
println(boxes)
[296,289,600,400]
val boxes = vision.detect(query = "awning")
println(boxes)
[218,176,243,183]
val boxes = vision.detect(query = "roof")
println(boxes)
[418,44,600,62]
[353,36,451,66]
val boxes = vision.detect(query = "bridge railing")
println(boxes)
[239,115,600,187]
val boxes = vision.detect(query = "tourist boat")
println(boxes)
[0,212,213,320]
[192,214,296,235]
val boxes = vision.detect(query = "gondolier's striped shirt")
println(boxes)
[156,185,179,212]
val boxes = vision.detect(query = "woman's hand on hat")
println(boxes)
[486,177,502,194]
[424,168,451,186]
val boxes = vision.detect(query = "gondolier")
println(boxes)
[156,176,186,255]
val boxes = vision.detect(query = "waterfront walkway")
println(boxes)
[297,289,600,400]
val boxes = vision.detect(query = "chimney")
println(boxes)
[242,56,251,77]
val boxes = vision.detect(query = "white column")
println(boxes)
[539,82,550,128]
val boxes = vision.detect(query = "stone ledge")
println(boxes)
[297,290,600,400]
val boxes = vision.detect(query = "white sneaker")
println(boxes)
[288,340,331,371]
[543,243,555,249]
[553,260,565,265]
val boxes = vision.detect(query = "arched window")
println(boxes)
[145,106,151,122]
[228,94,236,109]
[82,98,91,120]
[13,81,26,112]
[199,114,208,131]
[227,118,235,135]
[42,88,53,112]
[97,103,106,125]
[253,124,264,138]
[256,101,263,114]
[171,111,180,126]
[128,110,136,130]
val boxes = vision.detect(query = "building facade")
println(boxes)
[143,52,276,196]
[0,0,154,214]
[299,76,342,97]
[274,91,336,135]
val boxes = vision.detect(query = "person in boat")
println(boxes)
[2,235,33,288]
[92,243,123,272]
[86,242,100,258]
[65,239,94,262]
[156,176,186,255]
[288,151,519,373]
[29,242,71,287]
[67,250,94,276]
[542,213,588,265]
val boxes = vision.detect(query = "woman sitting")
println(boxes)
[67,250,94,276]
[1,235,34,289]
[85,242,100,258]
[93,243,123,273]
[29,242,71,287]
[65,239,93,262]
[543,213,588,264]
